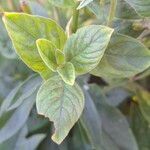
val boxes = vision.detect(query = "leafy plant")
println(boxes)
[0,0,150,149]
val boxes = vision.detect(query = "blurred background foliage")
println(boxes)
[0,0,150,149]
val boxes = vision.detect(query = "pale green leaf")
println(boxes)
[36,75,84,144]
[36,39,57,72]
[3,13,66,74]
[91,33,150,79]
[64,25,114,75]
[57,62,75,85]
[55,49,65,65]
[48,0,75,8]
[124,0,150,17]
[77,0,93,9]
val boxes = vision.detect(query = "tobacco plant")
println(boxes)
[0,0,150,149]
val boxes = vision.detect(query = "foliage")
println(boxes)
[0,0,150,149]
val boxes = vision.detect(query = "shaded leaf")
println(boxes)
[0,75,41,143]
[136,89,150,123]
[91,33,150,79]
[124,0,150,17]
[0,125,45,150]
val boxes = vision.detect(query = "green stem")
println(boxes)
[107,0,117,27]
[72,3,79,33]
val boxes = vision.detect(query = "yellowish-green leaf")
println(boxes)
[64,25,114,75]
[36,39,57,72]
[36,75,84,144]
[2,13,66,75]
[57,62,75,85]
[55,49,65,65]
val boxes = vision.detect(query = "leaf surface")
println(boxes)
[36,39,57,72]
[57,62,75,85]
[64,25,114,75]
[91,33,150,79]
[36,75,84,144]
[3,13,66,75]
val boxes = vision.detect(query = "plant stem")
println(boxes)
[107,0,117,27]
[72,2,79,33]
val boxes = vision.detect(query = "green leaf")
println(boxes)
[89,84,138,150]
[48,0,75,8]
[0,125,45,150]
[136,90,150,123]
[130,104,150,150]
[0,18,16,59]
[36,39,57,72]
[77,0,93,9]
[36,75,84,144]
[3,13,66,75]
[91,33,150,79]
[55,49,65,65]
[124,0,150,17]
[57,62,75,85]
[80,90,103,150]
[0,75,41,143]
[64,25,114,75]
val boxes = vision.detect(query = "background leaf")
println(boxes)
[91,33,150,79]
[0,75,41,143]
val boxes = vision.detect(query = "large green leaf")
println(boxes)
[125,0,150,17]
[36,75,84,144]
[91,33,150,79]
[89,84,138,150]
[0,75,41,143]
[36,39,57,72]
[57,62,75,85]
[80,90,103,150]
[64,25,114,75]
[48,0,75,8]
[3,13,66,75]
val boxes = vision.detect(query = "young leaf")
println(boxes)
[55,49,65,65]
[91,33,150,79]
[36,75,84,144]
[57,62,75,85]
[36,39,57,72]
[2,13,66,74]
[64,25,114,75]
